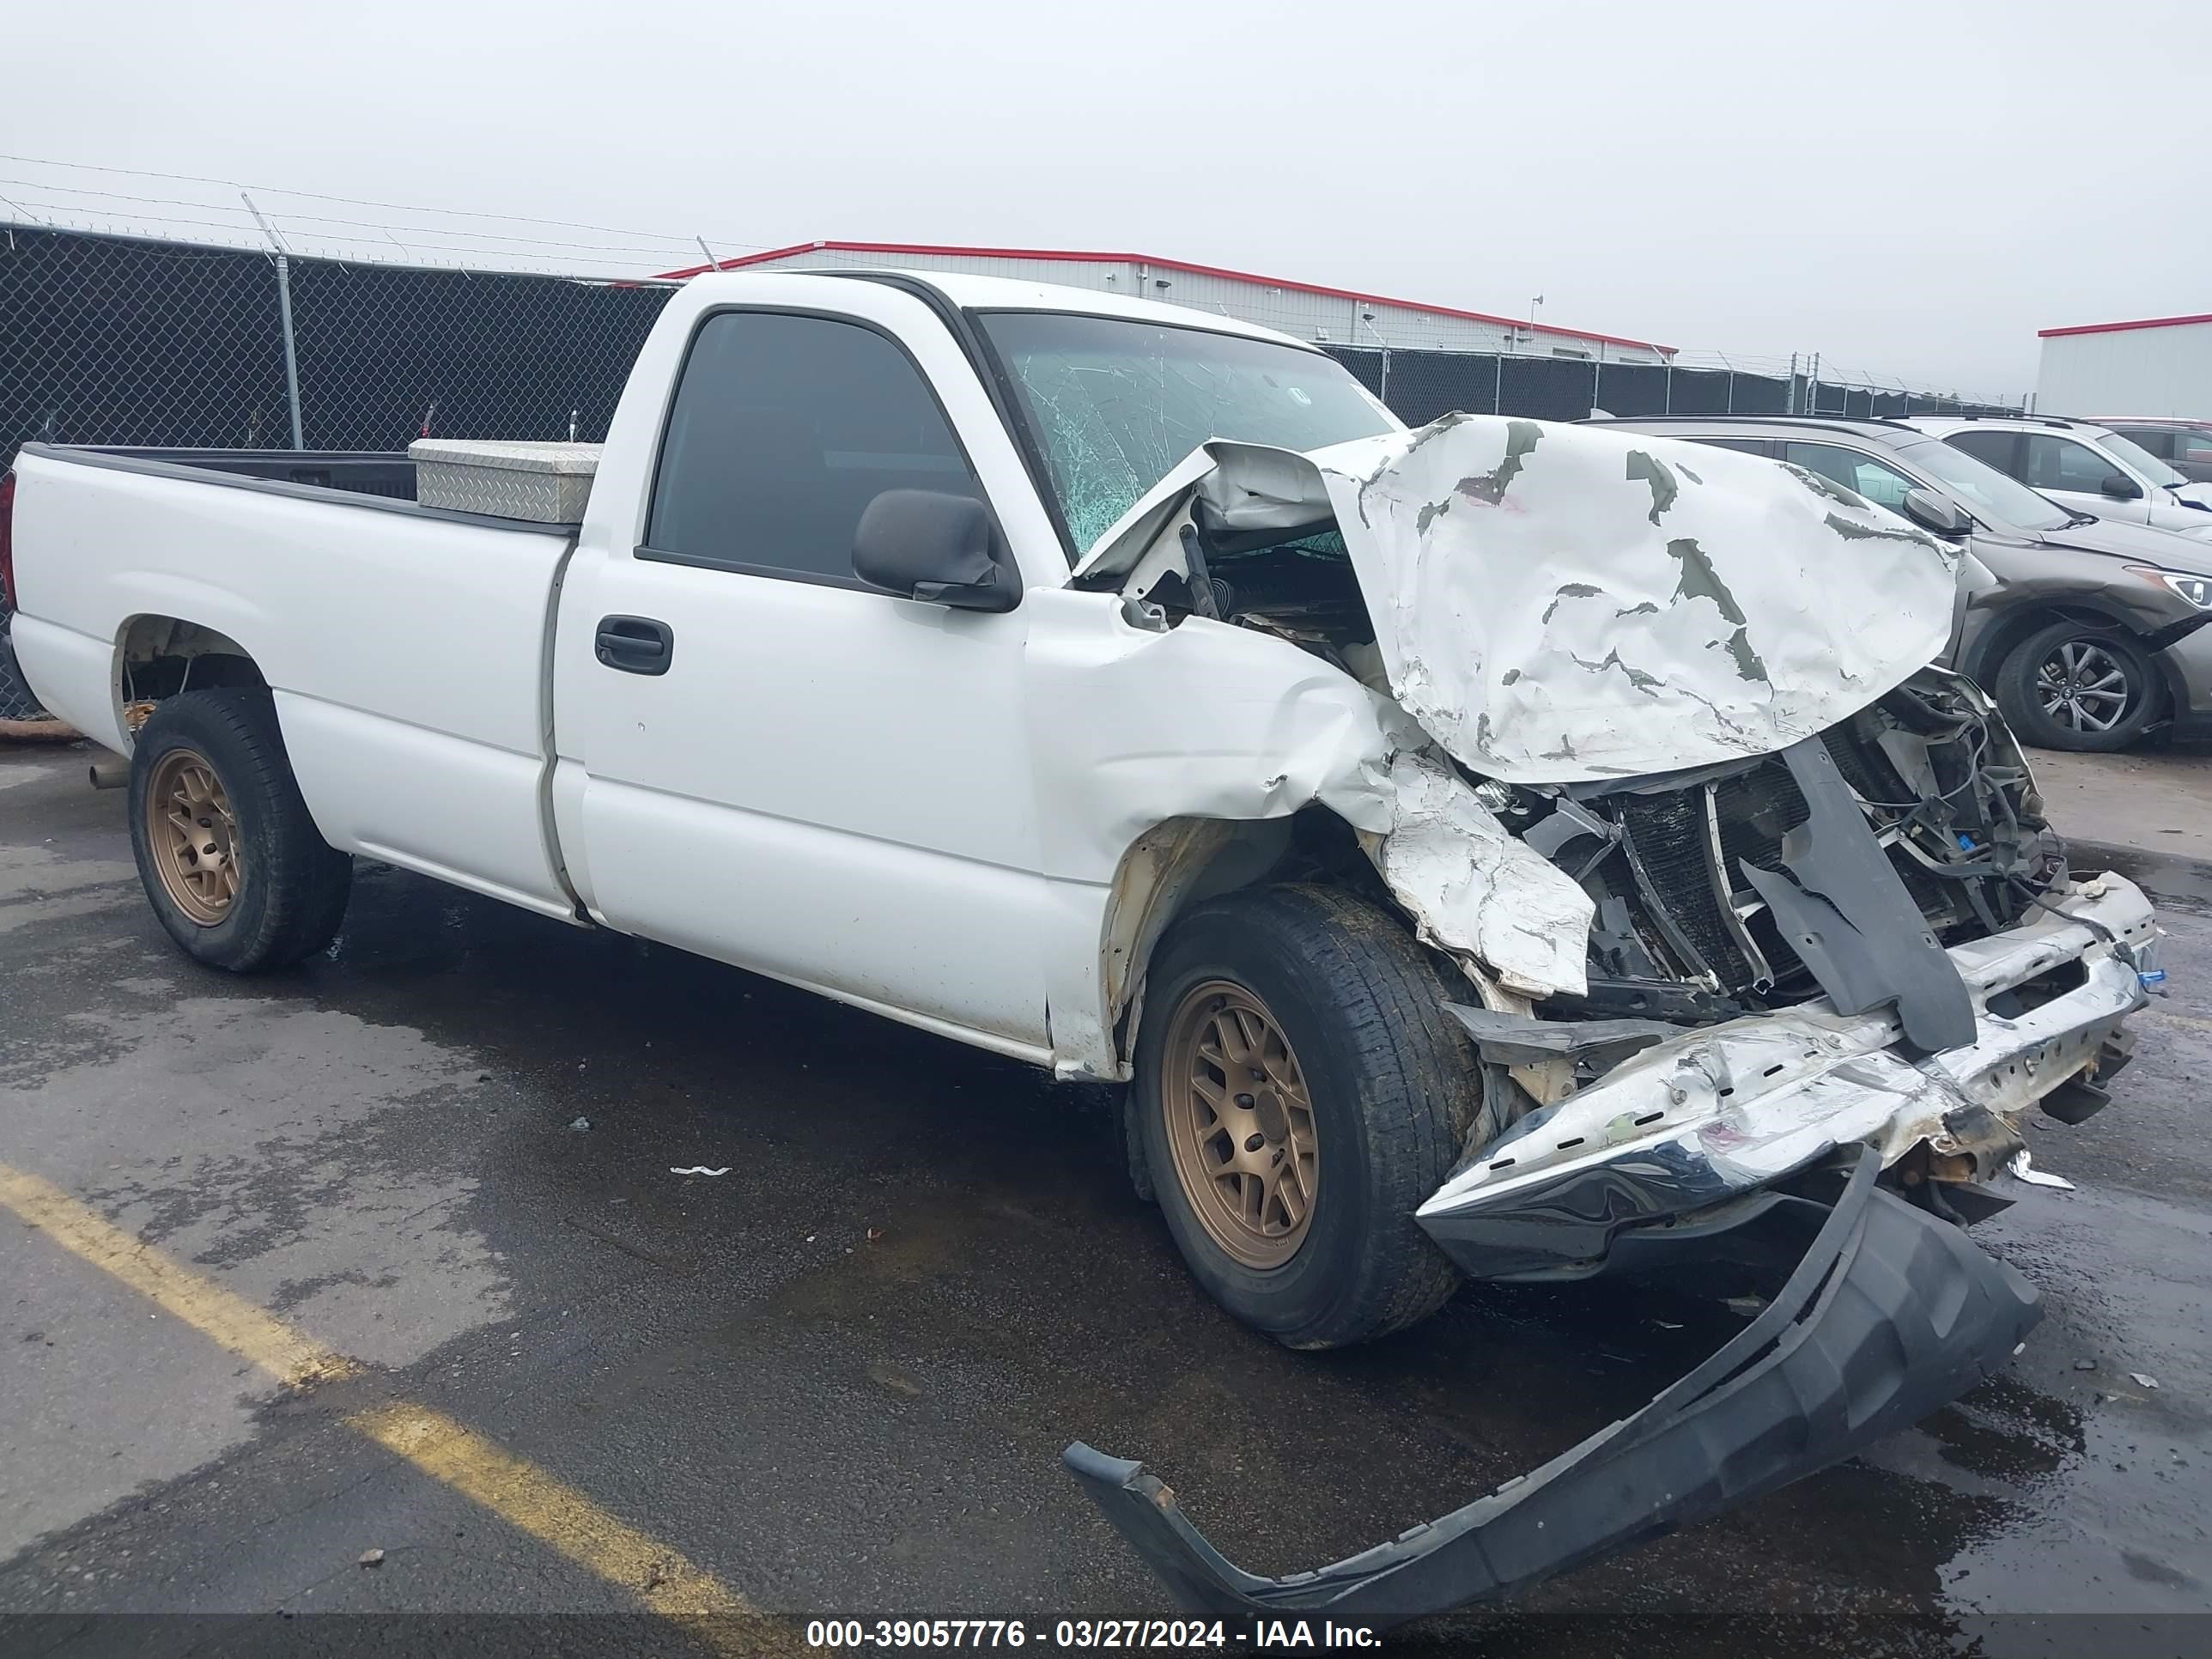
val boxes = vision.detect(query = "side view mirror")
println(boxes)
[2101,472,2144,501]
[853,489,1019,612]
[1902,487,1972,537]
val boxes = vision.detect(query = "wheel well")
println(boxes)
[1968,604,2143,688]
[1972,605,2172,721]
[116,617,266,738]
[1100,806,1404,1069]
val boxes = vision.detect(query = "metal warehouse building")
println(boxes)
[2037,312,2212,418]
[661,240,1674,365]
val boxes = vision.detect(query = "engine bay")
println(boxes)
[1512,678,2063,1025]
[1141,518,2063,1035]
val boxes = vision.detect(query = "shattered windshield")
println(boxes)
[975,311,1396,556]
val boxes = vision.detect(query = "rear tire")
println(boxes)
[1995,620,2160,751]
[128,689,351,971]
[1134,884,1484,1349]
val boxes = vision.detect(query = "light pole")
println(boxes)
[1358,309,1390,405]
[1528,294,1544,350]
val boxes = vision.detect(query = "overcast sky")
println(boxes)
[8,0,2208,398]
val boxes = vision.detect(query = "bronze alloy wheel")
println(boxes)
[145,747,240,925]
[1159,979,1321,1270]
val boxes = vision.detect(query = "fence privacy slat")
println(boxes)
[2,224,2020,468]
[2,227,670,458]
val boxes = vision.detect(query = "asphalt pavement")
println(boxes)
[1,739,2208,1656]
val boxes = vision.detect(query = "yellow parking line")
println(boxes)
[0,1164,355,1390]
[0,1161,788,1653]
[350,1401,749,1620]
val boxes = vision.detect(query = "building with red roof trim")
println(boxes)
[657,240,1674,364]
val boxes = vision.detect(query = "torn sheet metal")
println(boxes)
[1076,416,1962,787]
[2007,1151,2075,1190]
[1075,440,1337,594]
[1330,416,1961,782]
[1441,1004,1678,1070]
[1413,874,2154,1279]
[1358,750,1593,998]
[1033,601,1596,1055]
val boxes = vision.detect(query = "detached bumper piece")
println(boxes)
[1064,1147,2039,1630]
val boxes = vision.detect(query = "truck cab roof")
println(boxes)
[688,266,1318,352]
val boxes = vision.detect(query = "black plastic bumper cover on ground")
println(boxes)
[1064,1146,2040,1630]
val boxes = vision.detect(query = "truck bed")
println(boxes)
[73,447,422,501]
[7,441,582,919]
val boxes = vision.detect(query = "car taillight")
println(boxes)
[0,471,16,611]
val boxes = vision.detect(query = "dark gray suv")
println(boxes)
[1585,416,2212,751]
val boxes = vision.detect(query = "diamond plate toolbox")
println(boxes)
[409,440,602,522]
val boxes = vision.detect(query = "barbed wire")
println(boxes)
[0,154,764,249]
[0,199,699,273]
[0,179,744,264]
[0,155,769,278]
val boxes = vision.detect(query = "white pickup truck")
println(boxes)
[2,270,2161,1624]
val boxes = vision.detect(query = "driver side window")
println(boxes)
[644,310,982,586]
[2025,435,2128,495]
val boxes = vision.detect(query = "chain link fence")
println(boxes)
[1323,344,2013,426]
[1,228,294,454]
[0,226,683,727]
[0,220,2027,732]
[286,259,672,451]
[1,225,676,462]
[7,222,2025,471]
[0,222,2028,730]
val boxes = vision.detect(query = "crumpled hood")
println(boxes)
[1078,413,1962,785]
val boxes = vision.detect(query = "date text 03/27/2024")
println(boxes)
[804,1619,1382,1649]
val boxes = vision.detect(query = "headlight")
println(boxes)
[2127,565,2212,607]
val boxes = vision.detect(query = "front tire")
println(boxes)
[1995,621,2160,751]
[128,688,352,971]
[1134,884,1484,1349]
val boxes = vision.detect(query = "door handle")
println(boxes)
[595,616,674,676]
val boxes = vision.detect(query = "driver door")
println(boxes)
[2022,434,2151,526]
[552,304,1049,1051]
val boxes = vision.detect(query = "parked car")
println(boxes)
[2090,417,2212,484]
[1905,414,2212,534]
[3,273,2158,1625]
[1587,414,2212,751]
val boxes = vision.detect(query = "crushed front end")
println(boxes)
[1073,672,2153,1632]
[1065,414,2161,1630]
[1417,669,2160,1282]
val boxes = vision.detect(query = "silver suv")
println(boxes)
[1904,415,2212,538]
[1584,415,2212,751]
